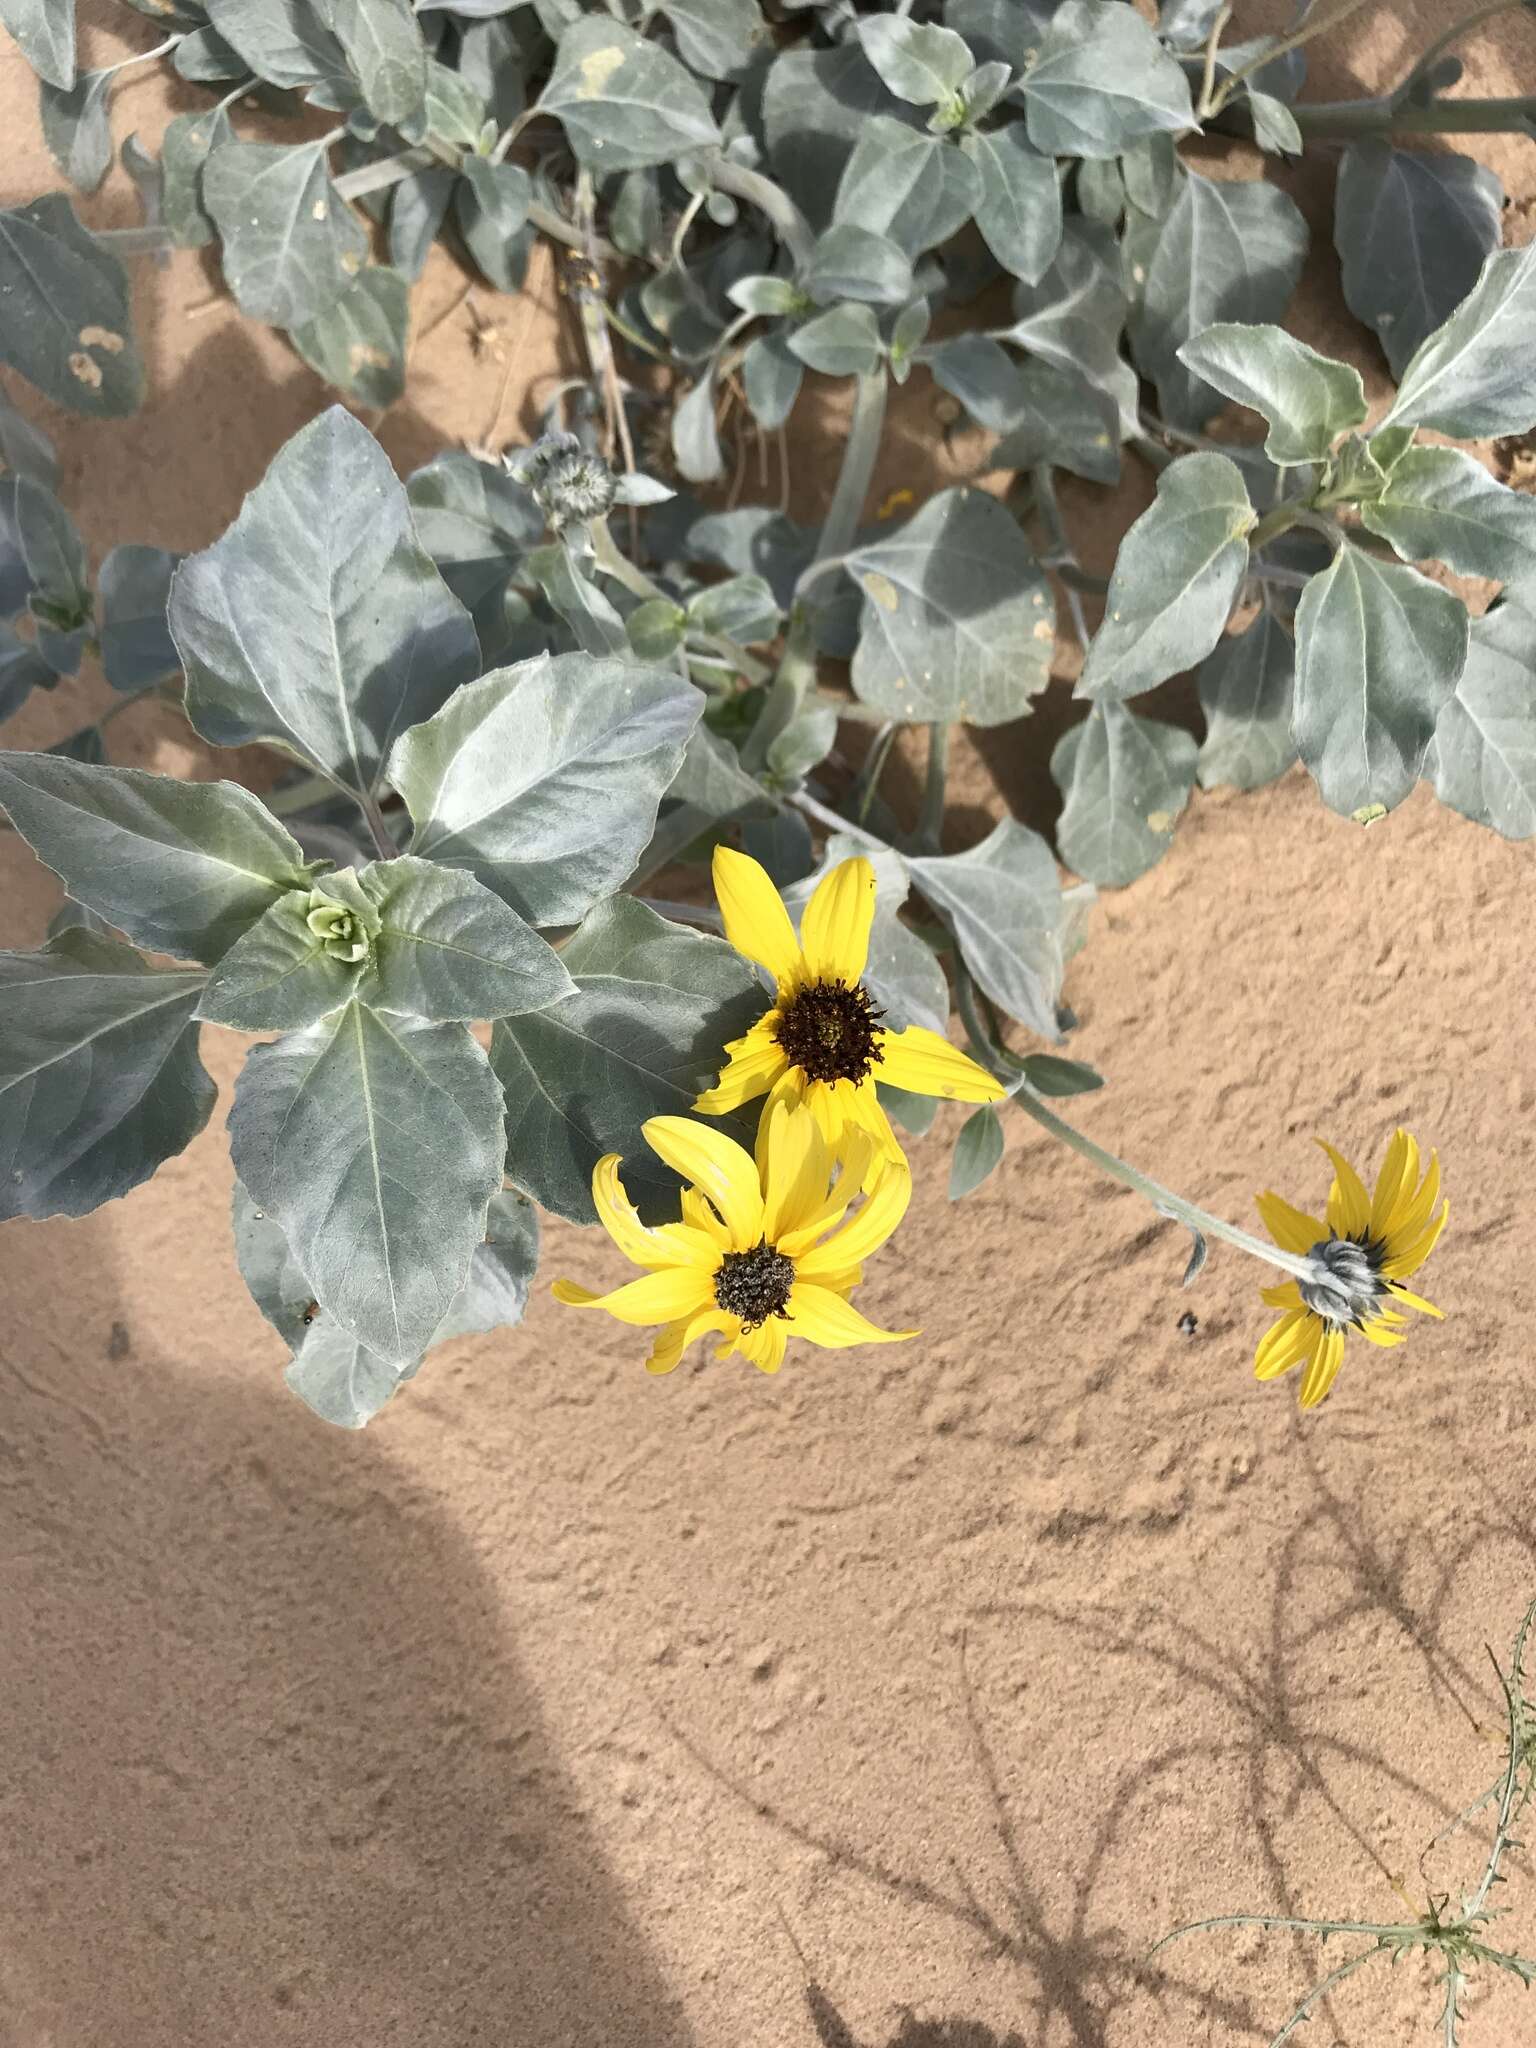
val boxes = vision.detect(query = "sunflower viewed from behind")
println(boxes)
[1253,1128,1448,1409]
[695,845,1003,1176]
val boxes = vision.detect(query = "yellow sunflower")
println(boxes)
[552,1099,917,1375]
[1253,1128,1448,1409]
[695,845,1003,1176]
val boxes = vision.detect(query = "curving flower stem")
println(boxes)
[953,968,1319,1284]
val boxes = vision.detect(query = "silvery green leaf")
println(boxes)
[39,67,114,194]
[1079,453,1254,701]
[205,141,367,328]
[689,574,779,643]
[1360,447,1536,596]
[526,541,630,658]
[627,597,686,662]
[1156,0,1223,42]
[288,264,407,406]
[121,133,168,269]
[728,274,805,318]
[1020,1051,1103,1096]
[0,624,58,722]
[1195,606,1296,792]
[1384,242,1536,438]
[663,723,775,821]
[327,0,426,128]
[0,927,213,1221]
[391,652,703,926]
[845,488,1055,725]
[950,1103,1004,1199]
[868,914,951,1036]
[762,41,903,228]
[1052,702,1196,886]
[766,702,837,783]
[989,358,1120,484]
[1293,543,1468,816]
[160,107,232,250]
[788,302,883,379]
[1425,601,1536,839]
[1176,323,1367,465]
[0,491,33,617]
[926,333,1027,431]
[996,218,1128,388]
[0,0,75,88]
[204,0,346,88]
[198,871,374,1030]
[35,621,86,679]
[541,16,721,171]
[612,472,675,509]
[945,0,1057,67]
[389,168,456,280]
[672,369,725,485]
[802,225,913,309]
[0,753,313,963]
[286,1319,412,1428]
[0,388,57,488]
[1023,0,1193,159]
[457,16,528,124]
[1120,132,1178,217]
[1130,171,1308,428]
[491,895,761,1224]
[888,299,930,384]
[230,1002,505,1366]
[433,1188,540,1341]
[741,806,815,885]
[406,447,540,614]
[9,475,88,624]
[0,195,142,417]
[908,816,1069,1040]
[173,26,248,83]
[858,14,974,108]
[422,57,488,148]
[98,544,182,689]
[170,407,480,801]
[655,0,766,80]
[356,855,571,1019]
[880,1081,938,1136]
[1247,90,1302,156]
[1336,142,1503,381]
[742,332,803,430]
[836,119,981,260]
[1077,155,1124,227]
[455,157,532,290]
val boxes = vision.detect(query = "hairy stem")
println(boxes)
[1208,0,1374,115]
[703,158,817,270]
[1293,93,1536,135]
[913,722,951,856]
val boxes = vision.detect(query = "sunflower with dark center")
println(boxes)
[1253,1130,1448,1409]
[694,847,1003,1180]
[553,1100,917,1374]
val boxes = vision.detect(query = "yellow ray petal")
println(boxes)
[693,1019,788,1114]
[712,844,804,990]
[1381,1196,1448,1278]
[1298,1323,1346,1409]
[1357,1316,1407,1348]
[1261,1280,1303,1310]
[760,1099,834,1244]
[1255,1191,1325,1256]
[801,855,877,984]
[1383,1150,1441,1254]
[642,1115,764,1249]
[733,1317,789,1374]
[795,1159,913,1278]
[592,1155,721,1271]
[875,1023,1005,1103]
[646,1307,734,1375]
[1317,1139,1371,1238]
[1369,1128,1418,1241]
[552,1266,716,1325]
[785,1281,917,1349]
[681,1186,732,1247]
[1254,1306,1318,1380]
[1385,1281,1444,1320]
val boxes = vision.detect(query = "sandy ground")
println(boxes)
[5,6,1536,2045]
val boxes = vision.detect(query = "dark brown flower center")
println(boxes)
[774,977,884,1085]
[713,1241,795,1328]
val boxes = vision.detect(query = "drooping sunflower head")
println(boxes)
[695,846,1004,1169]
[1254,1128,1447,1409]
[552,1098,918,1375]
